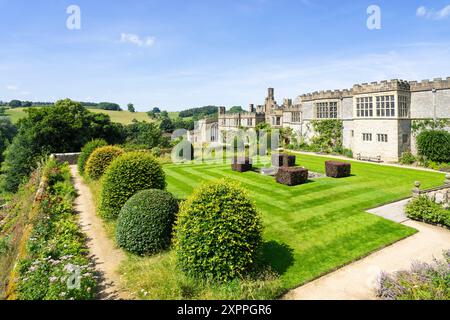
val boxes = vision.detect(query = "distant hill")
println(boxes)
[5,107,179,125]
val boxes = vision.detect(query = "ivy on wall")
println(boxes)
[310,119,343,152]
[412,119,450,135]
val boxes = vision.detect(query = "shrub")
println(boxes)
[325,161,351,178]
[77,139,108,174]
[399,152,416,165]
[231,157,252,173]
[276,167,309,186]
[341,148,354,159]
[377,251,450,300]
[405,196,449,227]
[271,154,296,167]
[99,152,166,219]
[174,180,262,281]
[116,190,178,255]
[417,130,450,163]
[85,146,124,180]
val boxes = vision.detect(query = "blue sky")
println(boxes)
[1,0,450,111]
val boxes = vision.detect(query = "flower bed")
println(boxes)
[7,158,96,300]
[377,251,450,300]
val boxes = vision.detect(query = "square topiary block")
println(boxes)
[276,167,309,186]
[271,153,296,167]
[231,157,252,173]
[325,161,351,178]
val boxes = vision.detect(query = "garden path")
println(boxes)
[284,217,450,300]
[70,165,132,300]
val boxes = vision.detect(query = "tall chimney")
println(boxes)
[268,88,274,100]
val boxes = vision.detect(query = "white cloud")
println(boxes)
[416,5,450,20]
[120,33,155,47]
[436,5,450,19]
[6,85,18,91]
[416,6,427,17]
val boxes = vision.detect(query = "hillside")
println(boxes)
[5,107,180,125]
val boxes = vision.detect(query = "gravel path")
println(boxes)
[70,165,131,300]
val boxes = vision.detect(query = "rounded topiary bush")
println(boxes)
[116,189,179,255]
[417,130,450,163]
[85,146,124,180]
[99,152,166,219]
[174,179,262,281]
[78,139,108,174]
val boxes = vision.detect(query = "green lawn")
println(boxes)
[5,107,180,125]
[162,154,445,291]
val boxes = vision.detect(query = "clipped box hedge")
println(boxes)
[271,153,296,168]
[231,157,252,173]
[276,167,309,186]
[325,161,351,178]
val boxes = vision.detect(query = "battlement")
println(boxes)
[409,77,450,92]
[300,89,352,102]
[352,79,410,95]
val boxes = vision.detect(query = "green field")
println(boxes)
[5,107,180,125]
[117,153,445,299]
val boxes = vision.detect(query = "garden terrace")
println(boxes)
[162,153,445,295]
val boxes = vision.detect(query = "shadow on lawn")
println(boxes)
[260,240,295,276]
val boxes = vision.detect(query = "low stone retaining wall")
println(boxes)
[413,173,450,207]
[52,153,80,165]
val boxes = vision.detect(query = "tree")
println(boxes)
[159,117,175,133]
[8,100,22,108]
[127,103,135,113]
[1,99,124,192]
[0,118,18,163]
[124,121,166,149]
[152,107,161,113]
[228,106,244,114]
[22,101,32,107]
[96,102,122,111]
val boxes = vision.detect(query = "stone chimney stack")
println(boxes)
[219,106,226,115]
[249,104,255,113]
[283,99,292,108]
[268,88,274,100]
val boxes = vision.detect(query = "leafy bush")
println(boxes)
[85,146,124,180]
[377,251,449,300]
[1,99,124,192]
[174,180,263,281]
[417,130,450,163]
[77,139,108,174]
[399,152,416,165]
[116,189,178,255]
[405,196,449,227]
[99,152,166,219]
[310,120,343,153]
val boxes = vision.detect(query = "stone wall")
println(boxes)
[413,174,450,208]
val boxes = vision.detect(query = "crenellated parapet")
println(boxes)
[352,79,410,95]
[409,77,450,92]
[300,89,353,102]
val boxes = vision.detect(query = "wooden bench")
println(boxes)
[356,154,382,163]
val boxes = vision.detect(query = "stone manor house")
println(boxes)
[188,77,450,162]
